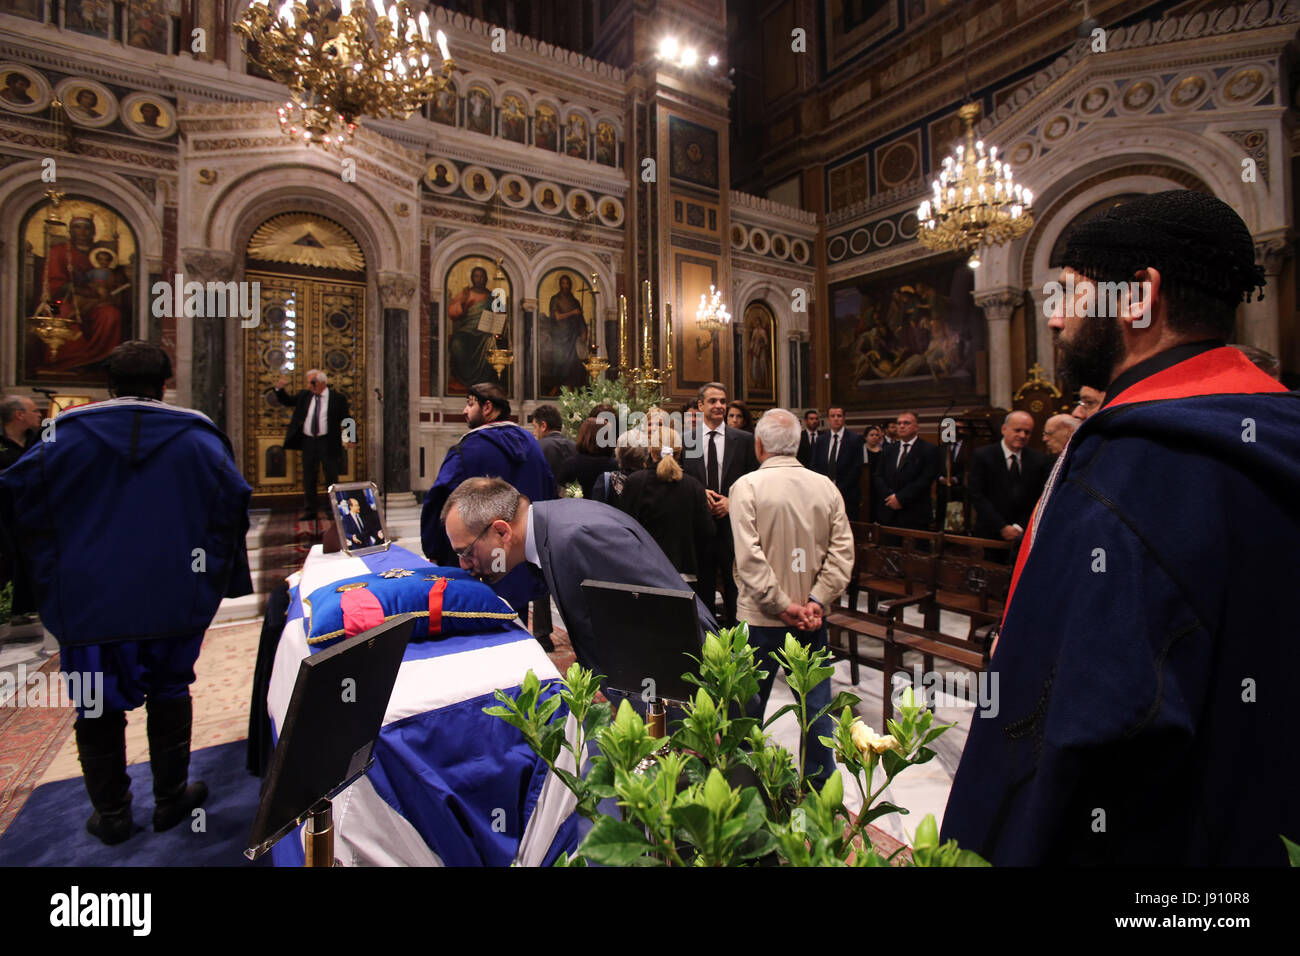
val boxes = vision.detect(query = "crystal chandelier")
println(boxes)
[695,284,731,335]
[237,0,454,150]
[917,103,1034,268]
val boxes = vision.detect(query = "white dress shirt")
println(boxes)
[525,503,540,566]
[306,387,330,438]
[826,428,845,464]
[895,437,915,466]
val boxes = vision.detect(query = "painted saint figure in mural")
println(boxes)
[448,265,503,390]
[540,273,588,394]
[748,323,771,393]
[38,215,130,372]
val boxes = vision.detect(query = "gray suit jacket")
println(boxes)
[530,498,719,683]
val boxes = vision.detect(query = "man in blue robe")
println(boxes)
[941,191,1300,865]
[0,342,252,845]
[420,382,554,616]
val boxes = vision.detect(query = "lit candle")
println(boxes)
[618,294,628,367]
[436,29,450,62]
[418,11,429,40]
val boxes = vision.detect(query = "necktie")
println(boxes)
[1009,454,1021,480]
[897,441,910,469]
[308,395,320,437]
[707,430,720,494]
[828,433,839,482]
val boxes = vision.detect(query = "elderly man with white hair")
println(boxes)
[1041,413,1080,457]
[729,408,854,785]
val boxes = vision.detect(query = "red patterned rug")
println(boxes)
[0,652,76,838]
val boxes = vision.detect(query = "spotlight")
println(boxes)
[681,47,697,67]
[658,36,678,59]
[707,54,718,67]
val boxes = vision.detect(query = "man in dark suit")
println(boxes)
[936,423,974,531]
[966,410,1050,545]
[872,411,938,530]
[340,496,368,547]
[796,408,821,467]
[440,477,718,686]
[681,382,759,627]
[811,405,865,520]
[274,369,350,520]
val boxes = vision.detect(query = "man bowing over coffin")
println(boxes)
[940,191,1300,865]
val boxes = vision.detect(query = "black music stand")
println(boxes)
[580,580,704,737]
[245,614,415,866]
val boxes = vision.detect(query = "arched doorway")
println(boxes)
[241,212,368,499]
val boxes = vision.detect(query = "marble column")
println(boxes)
[1242,234,1291,358]
[974,287,1022,410]
[378,272,418,495]
[181,248,235,428]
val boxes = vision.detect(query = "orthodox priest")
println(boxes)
[941,191,1300,865]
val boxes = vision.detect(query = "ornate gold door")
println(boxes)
[244,271,367,497]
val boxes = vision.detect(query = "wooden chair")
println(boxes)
[879,533,1012,720]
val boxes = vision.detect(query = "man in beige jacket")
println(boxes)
[730,407,854,784]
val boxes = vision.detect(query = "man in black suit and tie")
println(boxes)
[682,382,759,627]
[812,405,866,520]
[796,409,821,467]
[440,477,718,686]
[872,411,938,530]
[966,410,1050,545]
[274,369,351,520]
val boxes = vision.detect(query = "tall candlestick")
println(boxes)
[642,279,653,368]
[618,294,628,371]
[664,302,673,380]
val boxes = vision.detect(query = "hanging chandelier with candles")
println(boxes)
[695,284,731,335]
[237,0,454,150]
[917,103,1034,269]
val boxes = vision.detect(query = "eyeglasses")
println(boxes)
[453,521,496,561]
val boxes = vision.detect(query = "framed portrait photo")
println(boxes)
[329,481,390,556]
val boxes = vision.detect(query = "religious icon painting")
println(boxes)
[120,92,176,139]
[65,0,112,36]
[445,255,511,395]
[748,227,769,255]
[465,86,493,135]
[534,102,559,151]
[595,121,617,166]
[790,238,810,265]
[566,188,595,221]
[564,112,588,159]
[461,165,496,201]
[424,157,459,195]
[57,77,117,128]
[537,267,592,397]
[500,93,527,144]
[0,62,51,114]
[498,174,531,209]
[0,0,43,21]
[729,224,748,251]
[127,0,177,53]
[18,195,138,387]
[596,196,623,228]
[533,180,563,215]
[428,84,457,126]
[742,301,777,404]
[771,235,789,260]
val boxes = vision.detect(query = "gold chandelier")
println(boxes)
[237,0,454,150]
[917,103,1034,268]
[27,189,84,360]
[695,284,731,335]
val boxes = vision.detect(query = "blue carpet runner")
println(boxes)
[0,740,269,866]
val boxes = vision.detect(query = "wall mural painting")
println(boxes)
[445,255,511,395]
[500,94,526,143]
[537,268,593,397]
[668,116,719,189]
[534,103,558,151]
[742,302,777,406]
[830,259,984,407]
[18,197,137,387]
[127,0,177,54]
[465,86,493,135]
[565,112,588,159]
[595,121,617,166]
[65,0,112,37]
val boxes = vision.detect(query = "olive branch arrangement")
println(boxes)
[486,623,989,866]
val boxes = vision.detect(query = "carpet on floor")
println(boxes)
[0,740,269,866]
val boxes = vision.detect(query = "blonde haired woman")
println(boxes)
[618,427,714,607]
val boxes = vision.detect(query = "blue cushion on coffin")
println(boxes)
[303,567,521,648]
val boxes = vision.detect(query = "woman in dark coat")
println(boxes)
[618,428,714,607]
[557,416,615,498]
